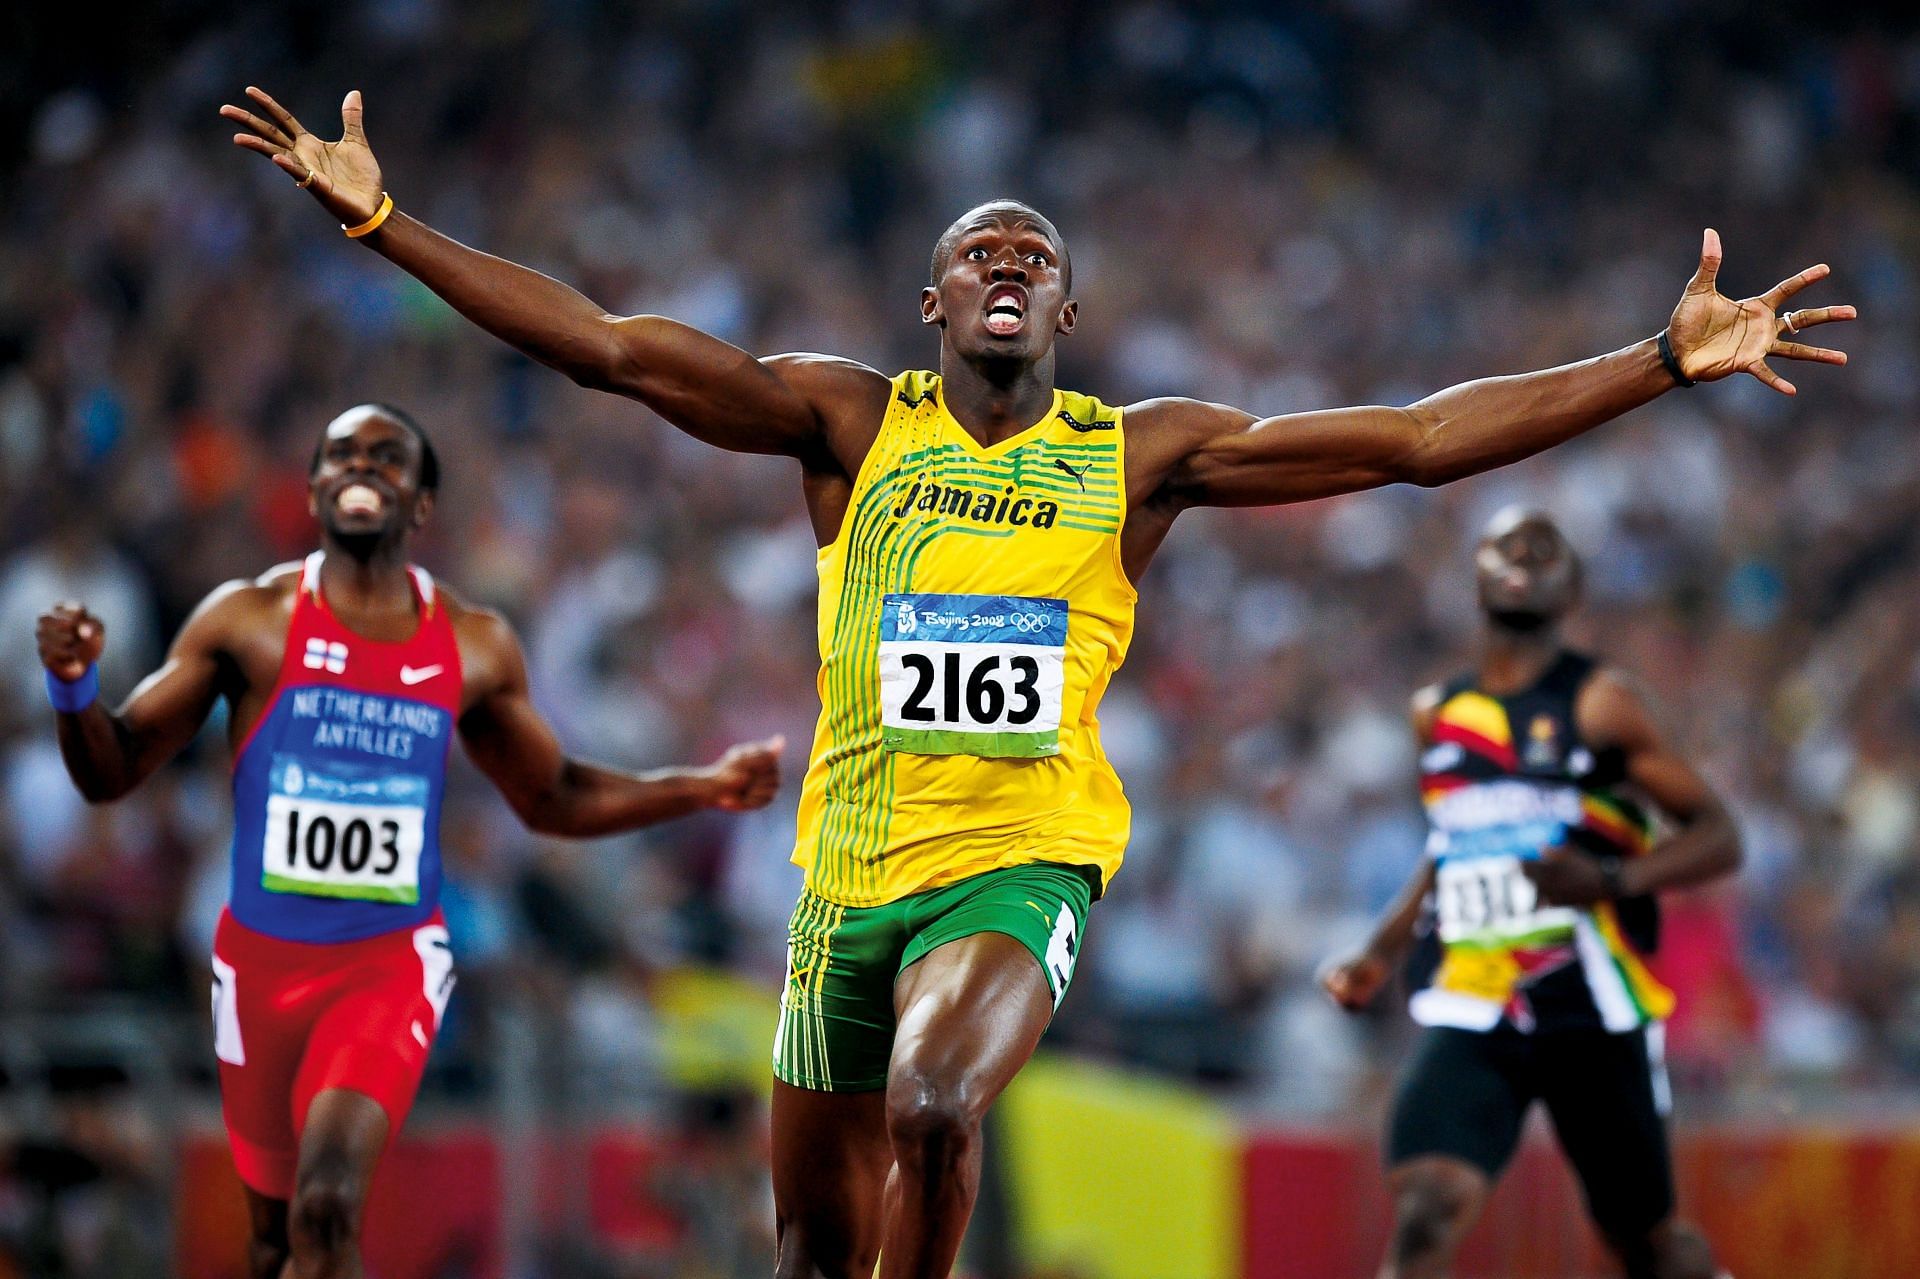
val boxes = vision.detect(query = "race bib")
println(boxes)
[1434,850,1577,944]
[261,754,426,904]
[878,592,1067,758]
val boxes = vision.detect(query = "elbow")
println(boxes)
[563,341,624,395]
[1699,807,1744,880]
[1391,409,1450,487]
[1717,824,1745,877]
[566,315,652,396]
[66,764,135,805]
[517,796,573,838]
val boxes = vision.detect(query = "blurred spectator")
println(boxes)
[0,0,1914,1220]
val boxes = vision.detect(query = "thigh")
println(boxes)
[1388,1027,1533,1180]
[292,922,451,1141]
[771,1081,891,1275]
[890,929,1055,1112]
[900,863,1094,1015]
[214,918,311,1199]
[774,890,902,1093]
[1539,1025,1675,1239]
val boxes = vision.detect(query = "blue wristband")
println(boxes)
[46,664,100,714]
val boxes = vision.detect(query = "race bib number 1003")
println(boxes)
[879,593,1067,758]
[262,754,426,904]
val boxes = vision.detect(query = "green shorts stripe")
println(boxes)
[772,862,1095,1093]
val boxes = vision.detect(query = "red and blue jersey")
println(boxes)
[228,552,463,943]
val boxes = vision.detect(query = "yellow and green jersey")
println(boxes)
[791,371,1137,907]
[1412,650,1674,1034]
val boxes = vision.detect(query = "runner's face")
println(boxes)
[923,212,1075,365]
[1475,514,1577,622]
[309,412,429,542]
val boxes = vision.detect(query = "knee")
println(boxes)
[773,1239,878,1279]
[288,1169,364,1263]
[1391,1173,1476,1261]
[248,1235,290,1279]
[1612,1217,1715,1279]
[885,1071,979,1164]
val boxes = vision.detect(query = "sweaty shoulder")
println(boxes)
[1120,397,1258,496]
[190,561,302,635]
[437,586,524,701]
[763,353,893,471]
[1574,665,1658,750]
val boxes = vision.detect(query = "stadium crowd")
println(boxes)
[2,0,1918,1269]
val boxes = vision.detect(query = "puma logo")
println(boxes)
[399,664,444,686]
[1054,458,1089,491]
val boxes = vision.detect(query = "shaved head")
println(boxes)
[310,402,440,492]
[929,199,1072,289]
[1475,505,1582,628]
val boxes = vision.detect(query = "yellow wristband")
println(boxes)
[342,193,394,239]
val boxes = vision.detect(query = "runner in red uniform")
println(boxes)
[38,403,783,1279]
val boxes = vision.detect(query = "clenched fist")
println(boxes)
[700,736,786,812]
[38,602,105,683]
[1320,949,1392,1012]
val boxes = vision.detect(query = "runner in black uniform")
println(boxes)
[1321,507,1740,1279]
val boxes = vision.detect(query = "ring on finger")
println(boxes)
[1781,310,1798,335]
[295,167,316,189]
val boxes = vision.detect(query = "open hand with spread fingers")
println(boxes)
[221,86,384,227]
[1664,228,1857,395]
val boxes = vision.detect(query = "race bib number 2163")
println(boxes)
[878,593,1067,758]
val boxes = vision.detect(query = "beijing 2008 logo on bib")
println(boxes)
[877,592,1068,759]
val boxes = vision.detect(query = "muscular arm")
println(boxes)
[224,87,886,460]
[1150,340,1674,507]
[366,214,841,457]
[41,587,243,803]
[1138,232,1850,512]
[1579,670,1742,896]
[456,612,777,837]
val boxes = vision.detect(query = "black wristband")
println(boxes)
[1597,855,1627,900]
[1656,329,1694,388]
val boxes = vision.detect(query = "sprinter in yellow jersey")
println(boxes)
[231,84,1855,1279]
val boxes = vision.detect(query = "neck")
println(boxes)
[938,344,1056,445]
[317,537,414,611]
[1477,621,1563,696]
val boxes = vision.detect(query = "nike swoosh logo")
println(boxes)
[399,664,444,685]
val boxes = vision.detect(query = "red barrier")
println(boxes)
[174,1123,683,1279]
[177,1116,1920,1279]
[1244,1122,1920,1279]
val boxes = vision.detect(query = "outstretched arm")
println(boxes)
[38,591,239,803]
[222,87,872,459]
[456,612,780,837]
[1320,858,1436,1011]
[1523,670,1741,906]
[1319,687,1444,1010]
[1148,231,1855,508]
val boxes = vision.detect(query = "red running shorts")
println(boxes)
[210,907,455,1198]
